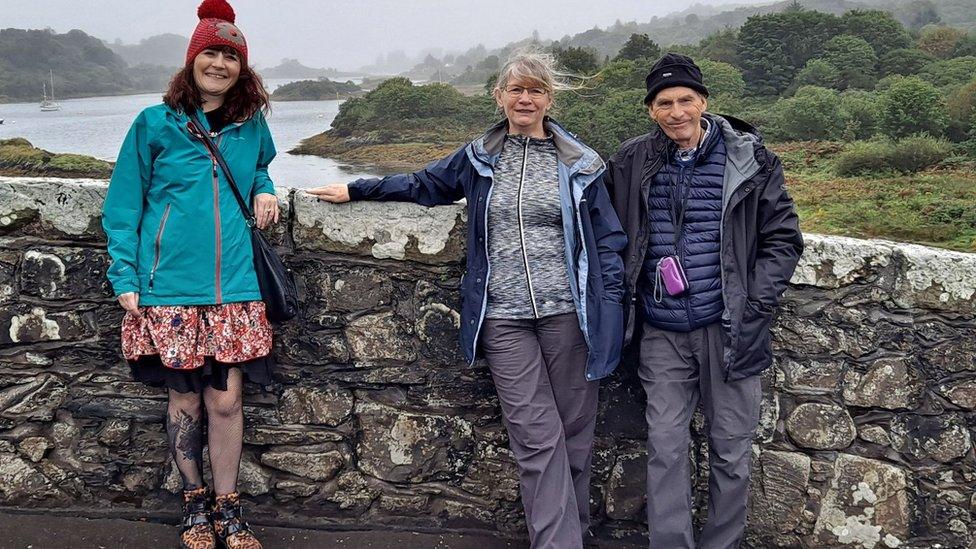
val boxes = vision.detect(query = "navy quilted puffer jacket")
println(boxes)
[640,122,726,332]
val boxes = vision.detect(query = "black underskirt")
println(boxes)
[128,354,274,394]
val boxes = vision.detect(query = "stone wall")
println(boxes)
[1,176,974,548]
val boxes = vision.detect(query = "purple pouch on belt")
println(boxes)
[654,255,689,302]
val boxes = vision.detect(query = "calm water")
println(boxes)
[0,79,378,188]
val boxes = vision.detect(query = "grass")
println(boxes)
[0,138,113,178]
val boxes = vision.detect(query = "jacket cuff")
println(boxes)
[112,279,140,296]
[347,180,366,201]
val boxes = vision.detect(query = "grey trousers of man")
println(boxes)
[639,322,761,549]
[480,313,599,549]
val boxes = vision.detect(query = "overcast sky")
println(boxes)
[4,0,755,69]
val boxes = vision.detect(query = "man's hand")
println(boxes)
[306,184,350,203]
[253,193,280,229]
[118,292,141,318]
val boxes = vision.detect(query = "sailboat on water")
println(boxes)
[40,70,62,112]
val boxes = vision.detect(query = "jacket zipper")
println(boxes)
[148,203,172,292]
[516,138,540,319]
[211,134,224,304]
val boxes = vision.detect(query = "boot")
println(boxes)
[212,492,262,549]
[180,487,216,549]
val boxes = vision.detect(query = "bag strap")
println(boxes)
[187,113,256,229]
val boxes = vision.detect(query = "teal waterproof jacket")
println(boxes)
[102,104,276,305]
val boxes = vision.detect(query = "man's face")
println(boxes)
[648,86,708,148]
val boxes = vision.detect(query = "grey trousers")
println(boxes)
[480,313,599,549]
[639,322,761,549]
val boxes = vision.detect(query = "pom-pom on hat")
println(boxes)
[185,0,248,66]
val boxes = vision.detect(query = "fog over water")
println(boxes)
[4,0,758,70]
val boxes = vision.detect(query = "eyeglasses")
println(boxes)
[505,86,548,98]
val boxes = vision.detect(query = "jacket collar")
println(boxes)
[470,117,604,177]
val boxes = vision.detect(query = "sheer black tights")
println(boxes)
[166,368,244,495]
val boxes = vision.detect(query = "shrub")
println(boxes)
[834,140,894,176]
[769,86,842,140]
[890,135,953,173]
[838,90,882,140]
[834,135,952,176]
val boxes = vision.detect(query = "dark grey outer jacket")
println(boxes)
[605,113,803,381]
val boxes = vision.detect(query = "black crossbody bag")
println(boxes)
[188,114,299,322]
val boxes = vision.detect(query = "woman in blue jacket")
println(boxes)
[310,51,627,549]
[101,1,273,548]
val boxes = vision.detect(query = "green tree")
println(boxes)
[919,57,976,88]
[698,59,745,99]
[738,10,843,95]
[917,25,967,59]
[593,59,645,92]
[770,86,843,140]
[559,89,651,157]
[552,45,600,75]
[946,78,976,140]
[840,10,911,56]
[823,35,878,89]
[880,76,948,137]
[794,59,840,89]
[879,48,935,76]
[698,27,740,66]
[615,33,661,62]
[838,90,883,140]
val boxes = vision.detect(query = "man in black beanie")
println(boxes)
[604,53,803,548]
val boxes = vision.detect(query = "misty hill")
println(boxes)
[399,0,975,82]
[107,33,187,67]
[549,0,975,58]
[261,59,347,79]
[0,28,133,101]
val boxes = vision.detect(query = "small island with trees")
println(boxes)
[270,79,362,101]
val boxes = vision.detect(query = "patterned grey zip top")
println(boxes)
[485,134,577,320]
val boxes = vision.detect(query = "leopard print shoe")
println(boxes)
[212,492,262,549]
[180,487,216,549]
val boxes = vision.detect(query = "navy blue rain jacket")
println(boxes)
[348,118,628,380]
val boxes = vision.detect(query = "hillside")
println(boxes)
[0,28,133,101]
[106,33,187,68]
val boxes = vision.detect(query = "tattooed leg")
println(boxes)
[167,390,205,491]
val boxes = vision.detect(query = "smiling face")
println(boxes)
[495,78,552,138]
[192,47,241,106]
[648,86,708,149]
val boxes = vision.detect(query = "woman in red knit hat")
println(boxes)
[101,1,275,548]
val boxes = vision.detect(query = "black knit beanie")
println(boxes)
[643,53,709,105]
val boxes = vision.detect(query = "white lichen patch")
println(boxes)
[293,192,465,260]
[8,307,61,342]
[388,415,421,466]
[852,481,878,505]
[791,234,893,288]
[896,242,976,303]
[23,250,67,295]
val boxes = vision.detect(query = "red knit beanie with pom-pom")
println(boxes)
[185,0,248,66]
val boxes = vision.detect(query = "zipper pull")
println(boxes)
[148,274,155,292]
[212,159,218,177]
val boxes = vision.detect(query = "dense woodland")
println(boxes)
[312,4,976,252]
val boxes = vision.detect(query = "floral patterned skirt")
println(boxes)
[123,301,274,393]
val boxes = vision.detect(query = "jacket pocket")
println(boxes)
[148,203,172,291]
[734,299,774,373]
